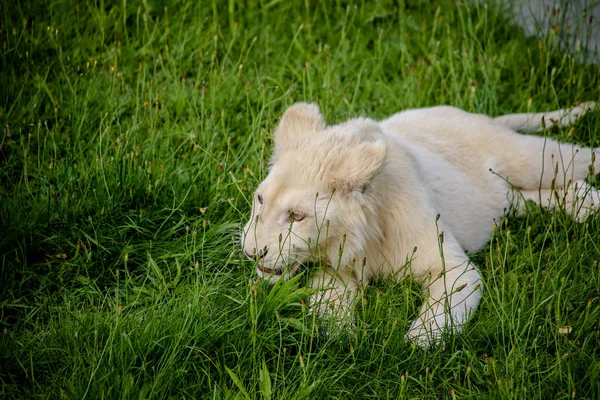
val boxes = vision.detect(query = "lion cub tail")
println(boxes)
[493,102,595,134]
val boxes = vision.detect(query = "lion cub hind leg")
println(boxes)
[520,180,600,221]
[493,102,596,133]
[406,253,483,347]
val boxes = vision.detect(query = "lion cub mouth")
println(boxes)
[257,264,283,276]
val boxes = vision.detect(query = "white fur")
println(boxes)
[242,102,599,346]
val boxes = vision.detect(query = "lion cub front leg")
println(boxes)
[407,253,482,347]
[309,267,359,332]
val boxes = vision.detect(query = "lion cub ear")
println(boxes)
[274,103,325,144]
[330,138,387,195]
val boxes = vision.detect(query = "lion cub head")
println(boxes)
[242,103,387,283]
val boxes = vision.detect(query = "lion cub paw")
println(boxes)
[406,318,445,348]
[309,293,356,338]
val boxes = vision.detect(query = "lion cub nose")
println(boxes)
[245,248,268,259]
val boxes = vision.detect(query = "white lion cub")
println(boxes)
[242,102,598,346]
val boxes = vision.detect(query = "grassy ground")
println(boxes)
[1,0,600,398]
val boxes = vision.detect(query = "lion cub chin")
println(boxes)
[242,101,599,346]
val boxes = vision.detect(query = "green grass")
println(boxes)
[1,0,600,398]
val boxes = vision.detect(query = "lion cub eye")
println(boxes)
[257,194,263,205]
[289,211,305,222]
